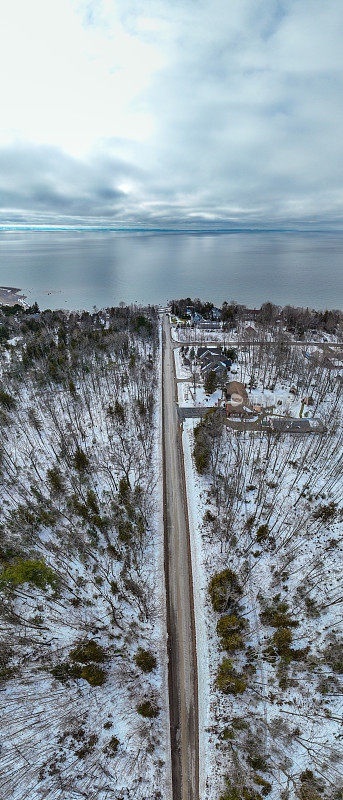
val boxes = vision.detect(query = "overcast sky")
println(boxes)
[1,0,343,228]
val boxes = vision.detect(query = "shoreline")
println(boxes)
[0,285,27,306]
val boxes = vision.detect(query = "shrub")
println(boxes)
[219,781,263,800]
[108,545,121,560]
[248,755,269,772]
[312,502,337,522]
[193,421,211,473]
[51,662,82,683]
[137,700,159,718]
[134,648,157,673]
[209,569,242,613]
[117,519,133,543]
[304,596,320,618]
[271,627,293,655]
[104,736,119,755]
[194,441,211,473]
[204,370,217,395]
[68,379,77,396]
[0,324,9,342]
[265,627,309,663]
[0,665,16,681]
[253,775,272,796]
[216,615,247,651]
[323,637,343,674]
[47,466,65,495]
[75,734,98,758]
[216,658,247,694]
[87,490,99,514]
[81,664,106,686]
[298,770,325,800]
[221,727,234,741]
[298,786,322,800]
[0,644,15,682]
[70,640,107,664]
[225,348,237,361]
[118,476,130,499]
[220,787,240,800]
[231,716,249,731]
[193,410,223,474]
[0,389,16,410]
[256,525,269,543]
[124,577,144,600]
[134,314,150,332]
[219,631,244,652]
[0,559,58,592]
[260,598,299,630]
[73,448,90,472]
[114,399,125,421]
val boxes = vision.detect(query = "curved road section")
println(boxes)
[162,314,199,800]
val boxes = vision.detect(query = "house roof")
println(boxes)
[270,417,312,432]
[201,360,228,375]
[198,321,221,328]
[226,380,248,400]
[198,347,222,360]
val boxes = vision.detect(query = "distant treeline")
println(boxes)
[170,298,342,335]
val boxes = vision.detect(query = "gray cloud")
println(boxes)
[0,143,140,224]
[1,0,343,227]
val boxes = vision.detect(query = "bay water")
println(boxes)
[0,229,342,311]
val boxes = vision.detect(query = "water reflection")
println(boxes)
[0,230,342,310]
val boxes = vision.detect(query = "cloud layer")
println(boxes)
[1,0,343,227]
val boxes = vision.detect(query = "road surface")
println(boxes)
[171,338,343,348]
[162,314,199,800]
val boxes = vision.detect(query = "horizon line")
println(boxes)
[1,225,343,233]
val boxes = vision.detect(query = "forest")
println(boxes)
[188,335,343,800]
[0,303,169,800]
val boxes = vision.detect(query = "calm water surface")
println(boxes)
[0,230,343,310]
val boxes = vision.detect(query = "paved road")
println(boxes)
[172,338,343,349]
[178,405,224,420]
[162,314,199,800]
